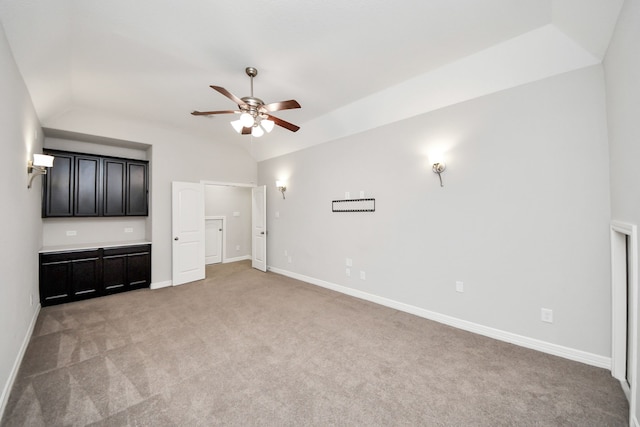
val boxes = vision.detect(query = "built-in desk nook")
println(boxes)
[39,241,151,307]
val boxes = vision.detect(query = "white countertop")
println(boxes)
[39,240,152,254]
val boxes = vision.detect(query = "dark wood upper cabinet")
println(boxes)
[74,155,101,216]
[43,150,148,218]
[103,158,126,216]
[43,152,74,217]
[126,161,148,216]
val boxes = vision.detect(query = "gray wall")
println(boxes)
[258,65,611,358]
[0,25,42,413]
[604,0,640,419]
[204,185,252,261]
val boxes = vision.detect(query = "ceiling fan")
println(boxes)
[192,67,301,137]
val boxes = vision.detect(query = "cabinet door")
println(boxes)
[103,159,126,216]
[128,251,151,289]
[126,161,148,216]
[103,254,127,294]
[39,258,72,306]
[75,155,101,216]
[71,256,102,300]
[43,152,74,217]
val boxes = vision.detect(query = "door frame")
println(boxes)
[201,180,265,270]
[205,216,225,264]
[252,185,267,272]
[611,220,638,421]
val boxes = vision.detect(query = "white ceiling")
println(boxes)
[0,0,624,160]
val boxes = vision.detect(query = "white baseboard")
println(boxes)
[268,266,611,370]
[150,280,172,290]
[0,304,41,420]
[223,255,250,264]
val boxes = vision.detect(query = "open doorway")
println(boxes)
[204,183,253,264]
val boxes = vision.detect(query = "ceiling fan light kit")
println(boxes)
[191,67,301,137]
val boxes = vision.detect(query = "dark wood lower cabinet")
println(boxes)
[103,245,151,295]
[39,244,151,307]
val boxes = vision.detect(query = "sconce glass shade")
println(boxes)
[28,153,55,189]
[33,154,54,167]
[231,119,244,133]
[240,112,255,128]
[261,119,275,133]
[429,152,445,166]
[252,125,264,137]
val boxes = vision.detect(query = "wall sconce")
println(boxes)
[430,153,446,187]
[27,154,55,189]
[276,180,287,199]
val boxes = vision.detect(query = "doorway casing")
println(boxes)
[610,220,638,421]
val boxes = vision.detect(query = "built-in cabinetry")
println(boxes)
[42,149,148,218]
[39,243,151,307]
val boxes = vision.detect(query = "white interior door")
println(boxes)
[205,218,223,265]
[252,185,267,272]
[172,182,205,285]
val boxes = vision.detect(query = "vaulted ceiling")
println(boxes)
[0,0,624,160]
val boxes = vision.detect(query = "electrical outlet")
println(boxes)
[284,250,288,256]
[288,256,292,263]
[124,227,133,233]
[346,268,351,277]
[360,271,366,280]
[456,281,464,293]
[66,230,77,236]
[346,258,353,267]
[275,211,280,218]
[233,212,240,217]
[541,308,553,323]
[345,191,351,199]
[236,245,240,251]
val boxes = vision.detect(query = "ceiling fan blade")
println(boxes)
[241,127,252,135]
[210,85,246,106]
[191,110,238,116]
[265,114,300,132]
[260,99,301,112]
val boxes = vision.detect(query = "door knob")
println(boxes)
[174,237,179,241]
[260,231,265,235]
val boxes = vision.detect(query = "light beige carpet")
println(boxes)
[1,260,628,426]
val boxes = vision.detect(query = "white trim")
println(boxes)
[610,220,638,424]
[633,414,640,427]
[150,280,172,289]
[223,255,251,263]
[268,266,611,369]
[0,304,40,420]
[201,180,256,188]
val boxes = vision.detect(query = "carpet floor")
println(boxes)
[0,260,629,426]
